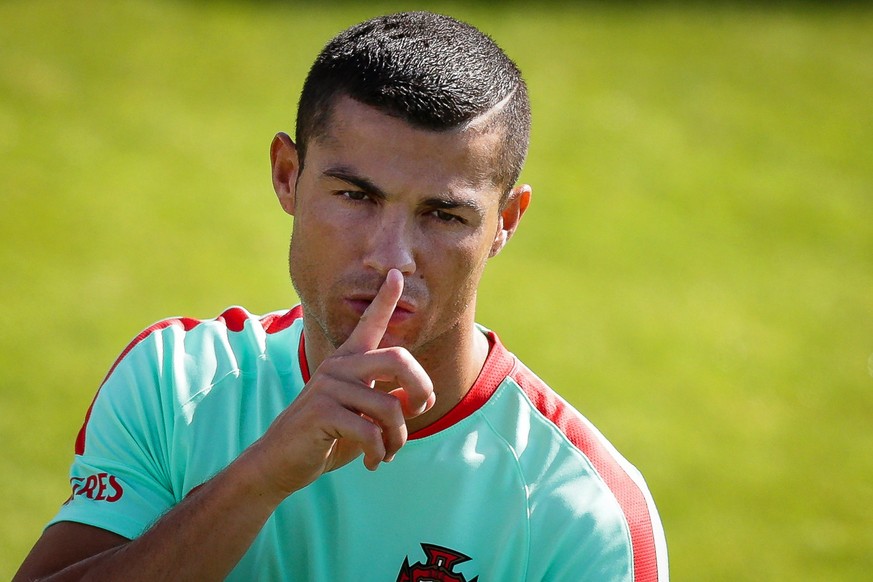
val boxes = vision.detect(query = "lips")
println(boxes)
[345,295,416,315]
[344,292,417,330]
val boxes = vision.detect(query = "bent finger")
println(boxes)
[332,347,435,417]
[388,388,437,419]
[323,380,410,460]
[329,411,388,471]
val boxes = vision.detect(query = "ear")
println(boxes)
[490,184,532,257]
[270,132,300,216]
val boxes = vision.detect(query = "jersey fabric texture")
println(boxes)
[51,306,668,581]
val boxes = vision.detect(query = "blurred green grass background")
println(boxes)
[2,0,871,579]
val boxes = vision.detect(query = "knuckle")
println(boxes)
[293,396,334,427]
[308,362,355,389]
[365,394,404,427]
[376,388,404,410]
[360,421,383,444]
[320,354,352,372]
[384,425,407,453]
[382,346,413,367]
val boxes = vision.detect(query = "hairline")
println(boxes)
[299,89,520,206]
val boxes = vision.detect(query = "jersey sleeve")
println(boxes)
[504,363,669,581]
[48,324,181,539]
[529,466,668,581]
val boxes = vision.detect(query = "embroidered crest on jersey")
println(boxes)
[396,543,478,582]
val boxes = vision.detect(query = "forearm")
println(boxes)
[44,451,285,582]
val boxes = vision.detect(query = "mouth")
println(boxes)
[345,294,417,323]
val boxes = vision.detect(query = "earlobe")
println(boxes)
[489,184,532,257]
[270,132,300,216]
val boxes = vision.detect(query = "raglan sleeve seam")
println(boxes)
[477,391,533,581]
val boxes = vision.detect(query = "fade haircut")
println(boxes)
[295,11,531,199]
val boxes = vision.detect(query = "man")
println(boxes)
[16,11,668,581]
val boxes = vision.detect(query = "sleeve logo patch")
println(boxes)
[64,472,124,504]
[396,543,478,582]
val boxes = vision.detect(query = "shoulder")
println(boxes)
[75,306,304,453]
[102,306,303,376]
[112,305,302,359]
[482,346,668,581]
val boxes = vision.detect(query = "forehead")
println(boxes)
[306,96,504,202]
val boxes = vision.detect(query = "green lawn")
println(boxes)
[2,1,871,579]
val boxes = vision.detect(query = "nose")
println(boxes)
[363,211,417,277]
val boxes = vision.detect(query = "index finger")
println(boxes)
[338,269,403,354]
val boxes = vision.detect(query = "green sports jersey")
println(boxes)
[51,306,668,581]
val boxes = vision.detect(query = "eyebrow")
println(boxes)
[323,167,388,199]
[322,166,487,215]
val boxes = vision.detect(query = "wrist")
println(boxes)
[228,444,297,509]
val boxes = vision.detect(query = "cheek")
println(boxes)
[292,205,358,263]
[289,216,344,296]
[427,237,490,301]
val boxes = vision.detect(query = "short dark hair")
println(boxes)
[295,11,531,197]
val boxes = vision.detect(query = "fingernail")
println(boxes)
[414,394,435,416]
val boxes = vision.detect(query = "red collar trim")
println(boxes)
[298,326,311,383]
[409,331,516,440]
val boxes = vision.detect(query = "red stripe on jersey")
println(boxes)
[262,305,308,380]
[218,307,249,332]
[408,331,660,576]
[75,307,305,455]
[511,363,661,582]
[261,304,303,335]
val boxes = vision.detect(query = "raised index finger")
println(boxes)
[338,268,403,354]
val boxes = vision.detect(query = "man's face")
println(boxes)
[278,96,523,361]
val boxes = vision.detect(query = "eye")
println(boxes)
[337,190,369,202]
[431,209,465,224]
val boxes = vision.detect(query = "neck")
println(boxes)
[400,322,490,434]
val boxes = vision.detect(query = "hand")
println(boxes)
[244,269,435,498]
